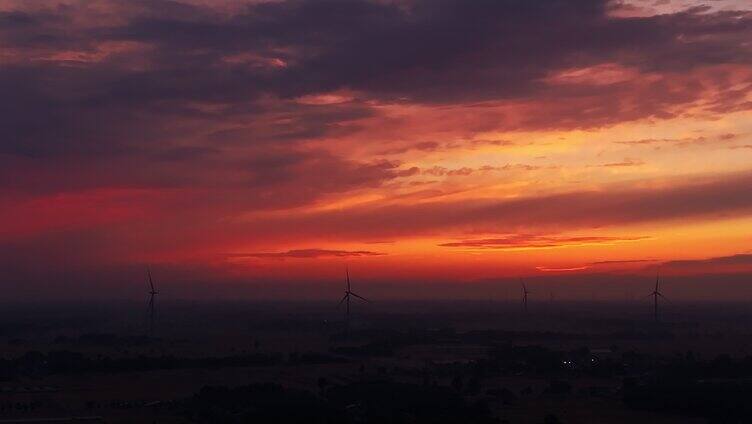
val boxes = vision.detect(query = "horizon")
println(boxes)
[3,271,752,302]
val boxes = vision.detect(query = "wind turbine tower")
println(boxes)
[147,267,159,336]
[521,279,530,312]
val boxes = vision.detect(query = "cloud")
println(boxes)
[439,234,649,250]
[596,158,645,167]
[663,253,752,270]
[379,139,516,155]
[1,0,752,297]
[1,0,751,161]
[241,170,752,241]
[228,249,386,260]
[419,164,542,177]
[615,133,742,148]
[524,258,658,274]
[0,148,417,212]
[535,253,752,275]
[590,259,658,265]
[615,137,705,146]
[423,166,475,177]
[378,141,441,155]
[535,265,590,272]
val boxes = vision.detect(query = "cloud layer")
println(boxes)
[2,0,752,299]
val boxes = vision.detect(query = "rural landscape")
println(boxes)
[2,291,752,423]
[2,0,752,422]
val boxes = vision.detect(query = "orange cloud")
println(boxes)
[439,235,649,250]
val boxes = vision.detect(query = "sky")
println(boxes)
[1,0,752,301]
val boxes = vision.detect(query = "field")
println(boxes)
[0,301,750,423]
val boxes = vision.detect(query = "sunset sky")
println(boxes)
[2,0,752,300]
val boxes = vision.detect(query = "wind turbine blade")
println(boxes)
[657,292,670,303]
[346,266,351,292]
[349,292,370,303]
[338,293,348,307]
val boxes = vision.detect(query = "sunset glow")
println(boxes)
[2,0,752,300]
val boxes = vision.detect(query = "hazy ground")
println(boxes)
[1,300,750,423]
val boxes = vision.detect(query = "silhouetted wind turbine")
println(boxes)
[147,267,159,336]
[521,279,530,312]
[647,270,668,322]
[338,266,370,326]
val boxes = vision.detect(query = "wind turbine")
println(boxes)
[521,279,530,312]
[147,267,159,336]
[338,266,370,326]
[647,270,667,322]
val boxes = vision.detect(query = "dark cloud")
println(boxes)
[378,141,442,155]
[379,139,517,156]
[2,0,751,160]
[247,0,752,104]
[663,253,752,269]
[423,166,474,177]
[242,170,752,240]
[228,249,386,259]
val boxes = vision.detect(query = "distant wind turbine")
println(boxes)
[521,279,530,312]
[646,270,668,322]
[147,267,159,336]
[338,266,370,326]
